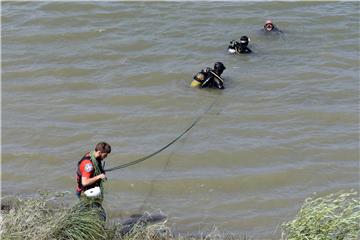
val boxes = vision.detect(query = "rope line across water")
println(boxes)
[104,98,218,172]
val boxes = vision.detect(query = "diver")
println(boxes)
[191,62,226,89]
[263,20,283,33]
[228,35,252,54]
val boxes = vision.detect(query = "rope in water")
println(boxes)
[104,98,218,172]
[137,96,219,213]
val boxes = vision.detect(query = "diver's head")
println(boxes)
[240,35,250,46]
[264,20,274,32]
[213,62,226,75]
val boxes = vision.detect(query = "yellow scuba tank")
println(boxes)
[191,80,201,88]
[191,73,205,88]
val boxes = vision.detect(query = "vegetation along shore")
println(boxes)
[1,190,359,240]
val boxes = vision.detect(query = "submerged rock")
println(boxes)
[119,212,167,236]
[1,204,12,212]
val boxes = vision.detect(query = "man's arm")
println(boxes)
[81,174,106,187]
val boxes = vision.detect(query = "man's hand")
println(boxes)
[98,174,107,180]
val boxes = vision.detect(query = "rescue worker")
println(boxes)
[76,142,111,221]
[263,20,283,33]
[191,62,226,89]
[228,35,252,54]
[76,142,111,199]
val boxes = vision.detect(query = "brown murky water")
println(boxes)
[2,2,359,238]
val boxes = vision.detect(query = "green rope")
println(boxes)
[105,97,218,172]
[90,151,105,200]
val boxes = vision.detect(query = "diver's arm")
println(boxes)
[207,70,224,89]
[235,43,241,53]
[211,73,224,89]
[214,78,224,89]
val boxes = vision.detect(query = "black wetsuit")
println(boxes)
[237,45,252,54]
[262,27,283,34]
[193,68,224,89]
[228,41,252,54]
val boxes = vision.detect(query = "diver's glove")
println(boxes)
[229,40,237,47]
[228,40,239,53]
[202,67,211,73]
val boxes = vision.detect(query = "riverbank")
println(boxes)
[1,190,358,240]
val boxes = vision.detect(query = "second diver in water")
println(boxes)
[191,62,226,89]
[228,35,252,54]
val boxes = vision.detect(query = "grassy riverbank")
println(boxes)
[1,191,359,240]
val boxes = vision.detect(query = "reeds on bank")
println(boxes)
[1,193,109,240]
[1,191,359,240]
[281,190,359,240]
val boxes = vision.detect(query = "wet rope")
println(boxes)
[104,98,218,172]
[137,150,176,213]
[137,96,219,213]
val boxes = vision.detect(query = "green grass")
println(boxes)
[281,190,360,240]
[1,192,109,240]
[1,191,359,240]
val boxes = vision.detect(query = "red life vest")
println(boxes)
[76,152,104,193]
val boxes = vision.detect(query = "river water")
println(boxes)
[2,1,359,239]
